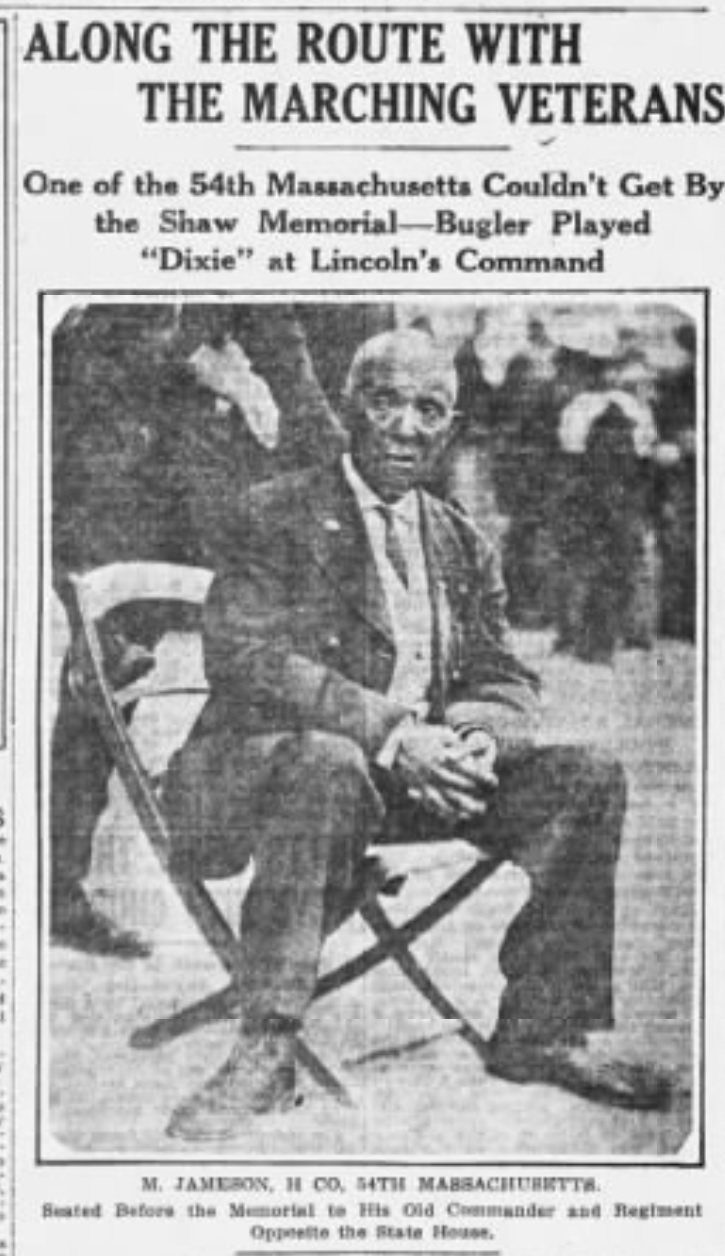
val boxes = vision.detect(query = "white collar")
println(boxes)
[342,453,419,528]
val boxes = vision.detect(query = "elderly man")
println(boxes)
[164,327,669,1141]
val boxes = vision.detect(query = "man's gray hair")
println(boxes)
[344,328,457,408]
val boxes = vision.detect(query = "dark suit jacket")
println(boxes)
[194,459,540,760]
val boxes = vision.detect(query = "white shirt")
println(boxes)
[342,454,433,712]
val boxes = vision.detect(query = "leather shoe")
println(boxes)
[166,1023,300,1141]
[486,1038,673,1111]
[51,889,152,960]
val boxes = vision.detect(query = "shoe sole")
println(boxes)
[487,1056,673,1112]
[165,1091,302,1142]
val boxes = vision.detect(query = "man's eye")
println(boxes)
[419,402,444,423]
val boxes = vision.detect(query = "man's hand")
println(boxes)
[457,728,498,787]
[393,724,495,822]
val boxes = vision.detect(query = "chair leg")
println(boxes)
[131,857,497,1098]
[130,981,240,1049]
[344,1025,462,1069]
[359,897,491,1064]
[316,857,499,999]
[296,1039,355,1108]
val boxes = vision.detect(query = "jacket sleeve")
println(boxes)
[444,527,540,752]
[202,495,409,758]
[236,306,348,469]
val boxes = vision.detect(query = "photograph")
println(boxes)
[43,294,700,1160]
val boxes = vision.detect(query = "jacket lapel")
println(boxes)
[303,463,394,644]
[421,493,471,606]
[302,465,471,683]
[420,492,470,712]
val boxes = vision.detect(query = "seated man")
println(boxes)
[164,328,670,1141]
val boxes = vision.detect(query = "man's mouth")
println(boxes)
[383,449,418,468]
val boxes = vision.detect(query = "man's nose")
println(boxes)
[390,402,420,438]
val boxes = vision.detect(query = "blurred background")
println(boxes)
[52,297,698,662]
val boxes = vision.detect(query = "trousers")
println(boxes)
[164,730,626,1047]
[51,662,118,902]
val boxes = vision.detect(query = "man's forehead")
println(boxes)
[358,344,454,396]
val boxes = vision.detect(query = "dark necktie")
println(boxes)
[377,504,409,588]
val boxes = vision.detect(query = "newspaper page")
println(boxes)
[0,2,721,1255]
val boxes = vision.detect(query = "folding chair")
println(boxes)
[62,561,500,1108]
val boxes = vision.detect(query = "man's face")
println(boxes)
[348,340,456,502]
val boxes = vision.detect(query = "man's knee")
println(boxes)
[288,732,384,837]
[291,731,370,785]
[260,733,383,871]
[538,742,625,794]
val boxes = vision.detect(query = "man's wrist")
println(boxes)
[376,714,418,770]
